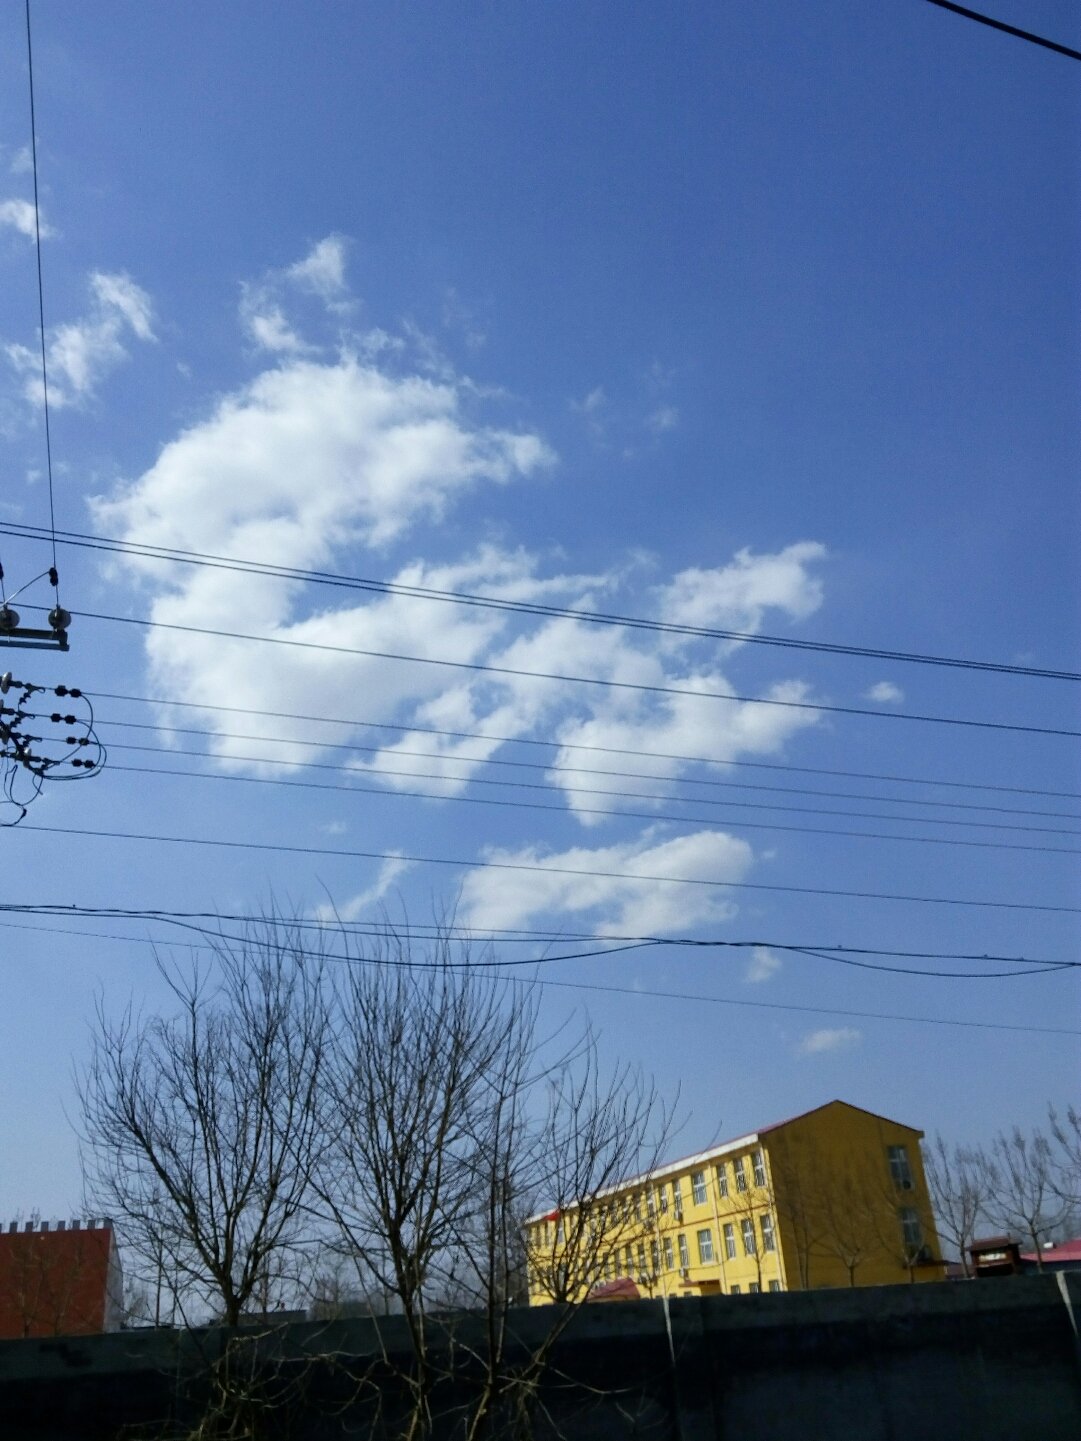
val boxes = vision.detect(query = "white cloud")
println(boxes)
[797,1027,861,1056]
[658,543,826,635]
[90,273,154,340]
[0,198,51,240]
[240,287,311,354]
[459,828,754,934]
[744,946,781,983]
[316,854,414,921]
[9,147,33,176]
[647,404,679,434]
[6,270,154,407]
[287,235,349,299]
[865,680,904,705]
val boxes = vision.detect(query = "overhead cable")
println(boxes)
[3,520,1077,680]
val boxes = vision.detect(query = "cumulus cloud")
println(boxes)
[865,680,904,705]
[0,198,51,240]
[744,946,782,983]
[459,828,754,935]
[6,270,153,406]
[797,1027,861,1056]
[89,239,831,932]
[658,543,826,635]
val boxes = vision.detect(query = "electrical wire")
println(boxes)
[99,758,1081,856]
[15,821,1081,913]
[4,520,1078,682]
[92,688,1081,802]
[24,605,1081,739]
[92,725,1081,825]
[2,901,1071,969]
[923,0,1081,62]
[0,912,1076,1036]
[23,2,59,590]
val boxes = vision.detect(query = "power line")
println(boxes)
[923,0,1081,62]
[2,912,1077,1036]
[101,759,1081,856]
[3,902,1070,969]
[93,688,1081,802]
[22,3,59,587]
[6,520,1078,681]
[16,821,1081,913]
[35,606,1081,739]
[95,725,1081,824]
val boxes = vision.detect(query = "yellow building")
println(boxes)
[525,1100,943,1303]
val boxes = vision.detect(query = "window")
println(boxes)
[556,1219,564,1243]
[658,1184,668,1214]
[671,1178,682,1208]
[741,1218,756,1256]
[748,1282,760,1294]
[729,1284,741,1295]
[899,1207,923,1251]
[650,1239,660,1273]
[723,1222,737,1260]
[716,1163,729,1198]
[760,1212,776,1253]
[678,1233,690,1269]
[697,1228,715,1264]
[888,1144,915,1190]
[768,1280,782,1293]
[622,1195,631,1222]
[692,1170,707,1205]
[613,1251,621,1277]
[663,1236,675,1270]
[635,1192,643,1221]
[636,1241,647,1271]
[647,1187,656,1217]
[624,1246,633,1273]
[752,1150,766,1188]
[604,1254,613,1280]
[734,1156,747,1192]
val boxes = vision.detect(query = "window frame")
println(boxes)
[691,1170,707,1205]
[696,1227,715,1264]
[741,1217,757,1256]
[734,1156,748,1193]
[723,1222,737,1260]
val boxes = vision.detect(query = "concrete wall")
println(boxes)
[0,1275,1078,1439]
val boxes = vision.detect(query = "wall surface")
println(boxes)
[0,1275,1079,1439]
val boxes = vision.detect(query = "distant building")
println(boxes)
[0,1218,123,1338]
[525,1100,943,1302]
[1021,1239,1081,1274]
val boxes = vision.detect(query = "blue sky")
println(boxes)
[0,0,1078,1219]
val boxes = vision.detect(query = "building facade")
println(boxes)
[525,1100,942,1303]
[0,1218,123,1338]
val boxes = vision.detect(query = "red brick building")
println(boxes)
[0,1219,123,1338]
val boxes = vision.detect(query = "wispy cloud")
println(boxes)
[0,197,51,240]
[317,854,414,921]
[460,828,753,935]
[5,270,154,407]
[797,1026,861,1056]
[287,235,349,299]
[865,680,904,705]
[744,946,781,983]
[646,403,678,434]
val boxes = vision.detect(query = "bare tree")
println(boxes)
[311,917,672,1440]
[1047,1104,1081,1221]
[923,1136,996,1277]
[987,1124,1073,1268]
[78,920,331,1327]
